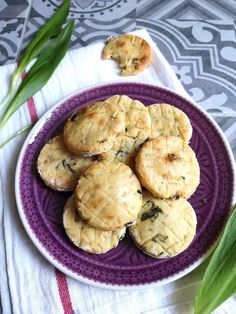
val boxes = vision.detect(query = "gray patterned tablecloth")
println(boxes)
[0,1,235,160]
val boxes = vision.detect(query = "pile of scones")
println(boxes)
[37,95,200,258]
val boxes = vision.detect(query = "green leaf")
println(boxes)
[194,204,236,314]
[0,125,31,149]
[0,0,70,112]
[0,20,74,130]
[17,0,70,74]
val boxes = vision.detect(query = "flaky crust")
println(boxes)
[37,135,94,191]
[148,103,192,142]
[63,195,126,254]
[129,192,197,258]
[75,161,142,230]
[99,95,151,169]
[63,101,125,156]
[102,34,152,76]
[135,136,200,199]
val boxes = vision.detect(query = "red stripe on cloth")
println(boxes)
[20,67,74,313]
[55,269,75,314]
[26,96,38,123]
[21,68,74,313]
[21,70,38,123]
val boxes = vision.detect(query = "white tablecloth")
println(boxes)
[0,29,235,314]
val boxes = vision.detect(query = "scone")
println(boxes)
[37,135,94,191]
[75,161,142,231]
[99,95,151,169]
[148,103,192,142]
[63,101,125,156]
[102,34,152,76]
[135,136,200,199]
[63,195,126,254]
[129,192,197,258]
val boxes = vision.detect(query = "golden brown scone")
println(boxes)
[63,101,125,156]
[37,135,94,191]
[148,103,192,142]
[129,192,197,258]
[63,195,126,254]
[99,95,151,169]
[102,34,152,76]
[135,136,200,199]
[75,161,142,231]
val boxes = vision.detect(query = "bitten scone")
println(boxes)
[63,195,126,254]
[37,135,94,191]
[63,101,125,156]
[129,192,197,258]
[102,34,152,76]
[135,136,200,199]
[99,95,151,169]
[75,161,142,231]
[148,103,192,142]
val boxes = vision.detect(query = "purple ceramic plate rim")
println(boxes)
[15,82,236,290]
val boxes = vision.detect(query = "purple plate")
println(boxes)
[15,82,235,289]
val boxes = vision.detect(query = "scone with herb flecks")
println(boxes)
[135,136,200,199]
[75,161,142,231]
[102,34,152,76]
[99,95,151,169]
[63,195,126,254]
[148,103,192,142]
[129,192,197,258]
[37,135,94,191]
[63,101,125,156]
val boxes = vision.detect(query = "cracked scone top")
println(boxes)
[63,101,125,156]
[99,95,151,169]
[102,34,152,76]
[63,195,126,254]
[37,135,94,191]
[135,136,200,199]
[75,161,142,231]
[148,103,192,142]
[129,192,197,258]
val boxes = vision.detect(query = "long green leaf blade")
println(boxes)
[0,0,70,112]
[194,204,236,314]
[0,125,31,149]
[17,0,70,73]
[0,20,74,130]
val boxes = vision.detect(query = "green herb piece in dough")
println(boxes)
[141,200,163,221]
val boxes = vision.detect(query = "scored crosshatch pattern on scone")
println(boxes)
[129,192,197,258]
[63,101,125,155]
[37,135,95,191]
[99,95,151,168]
[63,195,126,254]
[75,161,142,230]
[135,136,200,199]
[148,103,192,142]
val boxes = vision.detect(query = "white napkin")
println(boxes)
[0,29,234,314]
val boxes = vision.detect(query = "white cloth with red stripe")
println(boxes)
[0,29,235,314]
